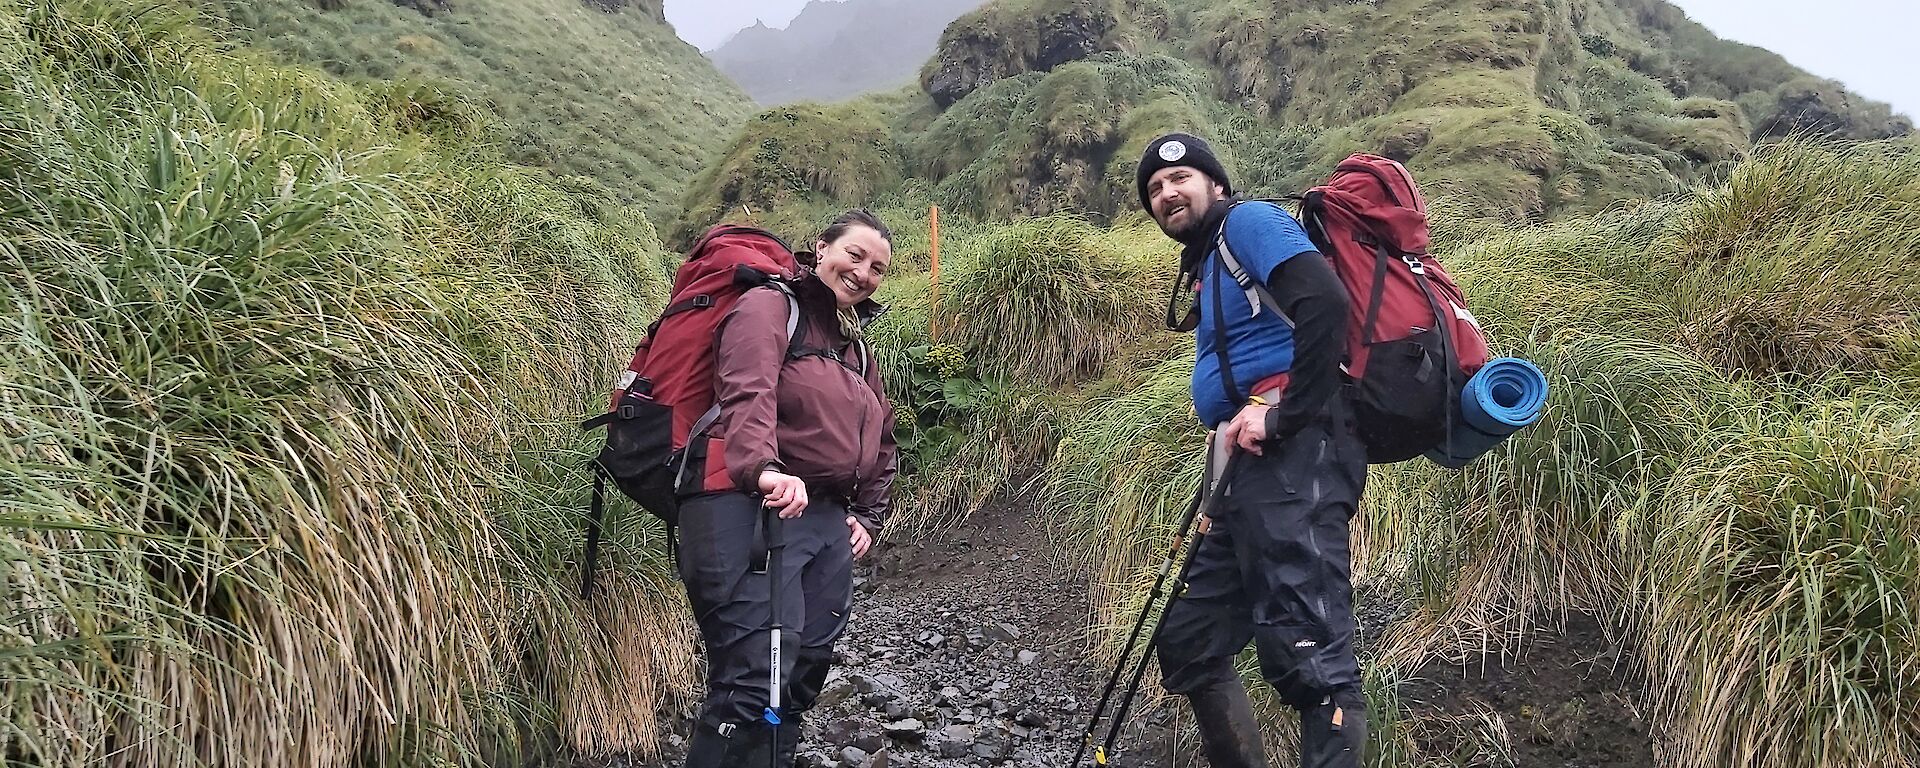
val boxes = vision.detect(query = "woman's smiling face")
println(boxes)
[814,224,892,308]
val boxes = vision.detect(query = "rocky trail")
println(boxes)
[632,499,1657,768]
[789,505,1121,768]
[639,501,1189,768]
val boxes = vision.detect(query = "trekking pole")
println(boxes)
[1070,444,1230,767]
[1069,478,1205,768]
[1095,449,1244,766]
[762,502,785,768]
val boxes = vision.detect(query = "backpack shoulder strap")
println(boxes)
[1213,213,1295,328]
[675,281,803,489]
[760,280,805,355]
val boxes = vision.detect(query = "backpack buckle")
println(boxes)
[1402,253,1427,275]
[692,294,714,308]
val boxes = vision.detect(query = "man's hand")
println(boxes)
[758,469,809,518]
[1219,403,1272,456]
[846,516,873,559]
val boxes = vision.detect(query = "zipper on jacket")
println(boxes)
[848,352,874,489]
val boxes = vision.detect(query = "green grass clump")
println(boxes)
[1358,141,1918,766]
[944,214,1154,385]
[208,0,755,221]
[1044,353,1201,622]
[671,102,905,246]
[1641,387,1918,767]
[1666,139,1920,379]
[1,1,686,764]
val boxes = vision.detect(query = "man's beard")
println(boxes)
[1164,196,1232,249]
[1155,201,1199,239]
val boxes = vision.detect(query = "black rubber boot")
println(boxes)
[1186,680,1271,768]
[1298,695,1366,768]
[682,720,774,768]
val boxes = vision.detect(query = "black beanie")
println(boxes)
[1136,132,1231,212]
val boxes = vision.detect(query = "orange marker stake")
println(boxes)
[929,204,941,342]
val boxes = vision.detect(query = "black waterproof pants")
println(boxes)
[678,492,853,729]
[1155,397,1370,768]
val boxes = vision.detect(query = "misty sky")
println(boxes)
[664,0,1914,118]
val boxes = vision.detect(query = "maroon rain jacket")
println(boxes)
[709,273,897,531]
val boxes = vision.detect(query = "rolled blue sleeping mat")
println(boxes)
[1424,357,1549,469]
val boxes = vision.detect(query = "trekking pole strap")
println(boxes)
[579,467,606,600]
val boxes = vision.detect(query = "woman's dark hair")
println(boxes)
[818,208,892,247]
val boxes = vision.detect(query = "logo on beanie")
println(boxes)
[1158,140,1187,162]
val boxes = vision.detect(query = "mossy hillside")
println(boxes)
[1166,0,1760,219]
[886,0,1906,224]
[1587,0,1911,140]
[911,53,1241,220]
[211,0,755,221]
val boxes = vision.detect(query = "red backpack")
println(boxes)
[1214,154,1489,463]
[577,224,802,597]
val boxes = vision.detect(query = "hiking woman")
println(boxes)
[679,209,898,768]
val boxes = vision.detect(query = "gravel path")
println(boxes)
[787,502,1183,768]
[634,500,1188,768]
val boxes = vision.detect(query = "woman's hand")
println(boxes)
[846,516,873,559]
[758,470,809,518]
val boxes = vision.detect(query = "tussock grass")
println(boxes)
[1045,354,1201,631]
[1668,139,1920,379]
[1640,387,1918,767]
[869,266,1065,533]
[944,214,1154,386]
[1364,142,1919,767]
[1,2,685,764]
